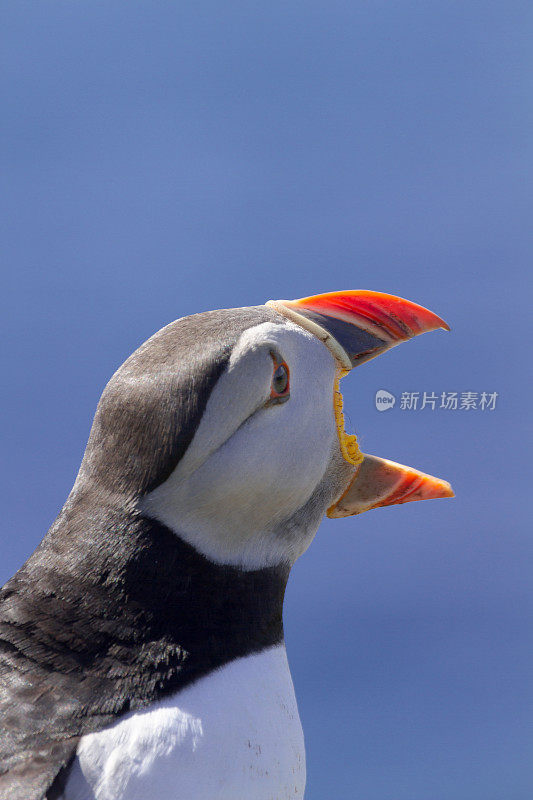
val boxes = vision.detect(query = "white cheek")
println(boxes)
[141,322,339,569]
[183,381,336,532]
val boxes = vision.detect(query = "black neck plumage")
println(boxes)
[2,487,289,716]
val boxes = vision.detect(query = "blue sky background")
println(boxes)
[2,2,532,797]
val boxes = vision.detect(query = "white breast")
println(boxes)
[62,644,305,800]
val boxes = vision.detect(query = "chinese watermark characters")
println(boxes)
[375,390,498,411]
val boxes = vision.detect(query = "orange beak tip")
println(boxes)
[327,455,455,518]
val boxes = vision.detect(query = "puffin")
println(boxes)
[0,290,453,800]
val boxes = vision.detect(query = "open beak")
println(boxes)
[266,290,454,518]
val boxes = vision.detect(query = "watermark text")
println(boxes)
[375,390,498,411]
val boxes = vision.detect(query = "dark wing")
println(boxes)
[0,678,78,800]
[0,565,118,800]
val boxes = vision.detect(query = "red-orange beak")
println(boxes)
[267,290,449,371]
[266,290,454,517]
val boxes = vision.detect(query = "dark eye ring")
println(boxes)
[269,357,290,404]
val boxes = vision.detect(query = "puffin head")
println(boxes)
[77,291,453,570]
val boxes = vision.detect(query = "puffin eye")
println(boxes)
[273,364,289,394]
[268,356,290,404]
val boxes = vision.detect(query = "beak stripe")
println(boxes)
[266,299,354,370]
[285,308,388,368]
